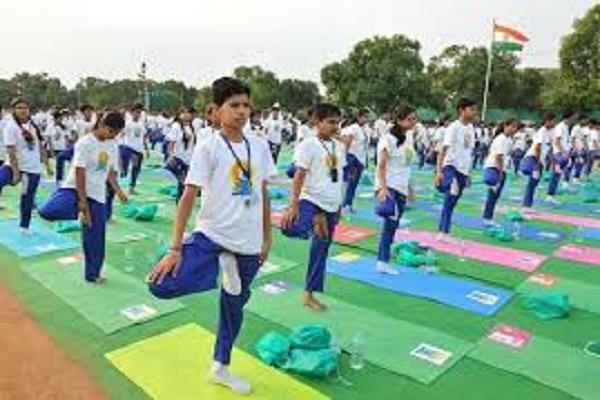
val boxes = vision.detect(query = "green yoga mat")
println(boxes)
[247,286,473,384]
[517,273,600,316]
[255,256,299,280]
[106,323,328,400]
[23,257,184,334]
[470,330,600,400]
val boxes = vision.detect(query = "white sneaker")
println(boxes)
[572,178,580,185]
[376,261,399,275]
[19,227,32,236]
[546,195,561,205]
[210,362,252,395]
[482,219,496,227]
[435,232,451,243]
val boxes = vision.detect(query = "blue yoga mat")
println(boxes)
[0,220,79,258]
[582,227,600,241]
[412,201,565,243]
[327,256,513,316]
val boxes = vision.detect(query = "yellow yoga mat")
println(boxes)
[106,323,329,400]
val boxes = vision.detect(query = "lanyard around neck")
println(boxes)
[221,133,252,184]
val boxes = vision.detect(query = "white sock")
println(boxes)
[219,252,241,296]
[211,362,251,395]
[376,261,399,275]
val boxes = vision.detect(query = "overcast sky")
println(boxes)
[1,0,596,88]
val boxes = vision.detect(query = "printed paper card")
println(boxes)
[260,280,289,295]
[528,273,558,287]
[466,290,499,306]
[331,252,361,263]
[259,262,281,275]
[410,343,453,366]
[121,304,157,322]
[488,325,532,350]
[56,252,83,266]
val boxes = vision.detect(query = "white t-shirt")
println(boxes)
[196,126,218,143]
[375,132,412,195]
[45,123,72,151]
[123,119,146,153]
[343,123,370,166]
[192,117,205,133]
[0,117,7,161]
[571,125,586,150]
[62,134,116,204]
[296,124,315,144]
[186,134,276,255]
[433,127,445,151]
[265,118,283,144]
[526,127,553,161]
[3,119,42,173]
[588,129,599,150]
[513,131,526,151]
[485,133,512,169]
[75,118,94,139]
[295,137,347,213]
[373,119,389,140]
[442,120,475,175]
[553,121,570,153]
[168,123,195,165]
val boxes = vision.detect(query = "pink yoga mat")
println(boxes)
[554,245,600,266]
[522,209,600,229]
[394,230,546,272]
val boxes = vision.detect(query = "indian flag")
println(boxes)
[493,23,529,52]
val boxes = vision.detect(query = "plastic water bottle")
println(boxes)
[349,333,365,370]
[512,221,522,240]
[124,248,135,273]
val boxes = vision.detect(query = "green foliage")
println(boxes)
[321,35,430,113]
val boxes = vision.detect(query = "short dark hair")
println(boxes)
[314,103,342,121]
[457,98,476,113]
[99,110,125,131]
[80,104,93,113]
[562,110,575,120]
[542,112,556,123]
[212,77,251,106]
[357,108,369,118]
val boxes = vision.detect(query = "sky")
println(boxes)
[1,0,596,89]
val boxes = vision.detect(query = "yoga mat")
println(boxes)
[521,209,600,229]
[106,222,151,244]
[517,273,600,315]
[106,323,328,400]
[449,213,566,243]
[582,227,600,241]
[0,220,79,258]
[327,255,513,316]
[247,286,473,384]
[271,211,376,245]
[256,255,298,279]
[470,325,600,400]
[23,256,184,334]
[394,230,546,272]
[554,245,600,266]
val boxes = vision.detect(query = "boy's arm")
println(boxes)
[281,168,306,228]
[6,146,20,184]
[260,180,272,266]
[107,169,128,203]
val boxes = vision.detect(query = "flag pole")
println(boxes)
[482,18,496,122]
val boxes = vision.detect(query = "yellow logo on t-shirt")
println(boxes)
[323,154,338,169]
[229,161,254,195]
[96,151,109,171]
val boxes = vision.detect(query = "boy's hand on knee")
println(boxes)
[281,205,299,229]
[147,250,182,284]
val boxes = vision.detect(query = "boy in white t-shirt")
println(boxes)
[264,104,283,163]
[165,107,196,202]
[341,109,370,213]
[286,107,315,178]
[0,98,53,232]
[521,113,557,208]
[39,111,128,282]
[374,104,417,275]
[482,119,518,224]
[281,103,346,310]
[435,98,477,237]
[147,78,275,395]
[546,112,574,203]
[570,115,589,182]
[585,119,600,178]
[48,109,78,184]
[121,104,147,195]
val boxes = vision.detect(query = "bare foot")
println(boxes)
[302,292,327,311]
[90,277,107,284]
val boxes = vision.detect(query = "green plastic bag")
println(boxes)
[484,226,514,242]
[120,202,139,219]
[506,210,525,222]
[360,173,373,186]
[255,332,291,367]
[584,341,600,357]
[581,189,598,203]
[283,348,340,378]
[290,325,332,350]
[397,249,436,267]
[134,204,158,221]
[55,220,81,233]
[392,240,422,255]
[523,291,570,320]
[158,185,178,198]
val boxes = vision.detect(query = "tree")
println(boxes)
[279,79,320,112]
[193,86,213,114]
[542,4,600,110]
[233,66,280,110]
[321,35,430,113]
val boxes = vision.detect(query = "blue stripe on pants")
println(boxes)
[438,166,468,234]
[0,166,41,229]
[281,199,339,292]
[39,188,107,281]
[483,170,506,220]
[523,167,542,207]
[377,189,407,262]
[148,231,260,365]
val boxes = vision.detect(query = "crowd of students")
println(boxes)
[1,78,599,395]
